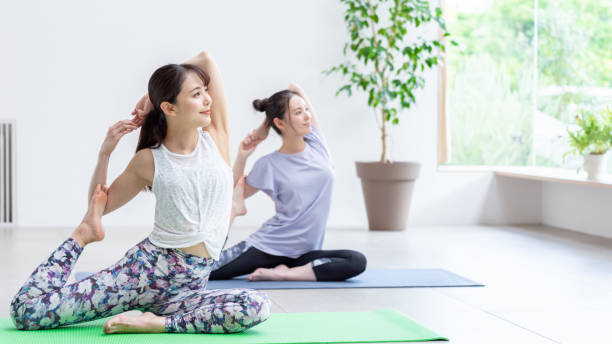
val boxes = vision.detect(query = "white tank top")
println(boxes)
[148,129,232,260]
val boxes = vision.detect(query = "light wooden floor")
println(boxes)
[2,224,611,343]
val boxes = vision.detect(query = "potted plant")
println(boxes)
[564,107,612,181]
[325,0,455,230]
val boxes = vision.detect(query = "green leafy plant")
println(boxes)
[325,0,456,162]
[564,107,612,159]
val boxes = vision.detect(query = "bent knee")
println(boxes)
[243,289,271,321]
[354,251,367,272]
[245,289,271,317]
[221,289,270,333]
[347,251,367,278]
[10,296,48,330]
[257,292,271,320]
[10,303,32,330]
[10,312,25,330]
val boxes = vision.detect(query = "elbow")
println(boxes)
[288,83,304,96]
[197,50,214,64]
[10,297,33,330]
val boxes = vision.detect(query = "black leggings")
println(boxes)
[209,244,367,281]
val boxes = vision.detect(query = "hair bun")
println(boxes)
[252,98,268,112]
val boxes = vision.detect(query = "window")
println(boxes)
[442,0,612,171]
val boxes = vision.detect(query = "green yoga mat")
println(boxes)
[0,309,448,343]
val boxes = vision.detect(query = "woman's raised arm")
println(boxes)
[103,148,153,215]
[88,119,140,203]
[288,83,320,130]
[186,50,231,165]
[233,127,266,198]
[87,118,152,215]
[131,50,231,165]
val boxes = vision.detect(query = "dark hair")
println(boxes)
[136,63,210,152]
[252,90,299,135]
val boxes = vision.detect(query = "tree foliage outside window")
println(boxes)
[445,0,612,171]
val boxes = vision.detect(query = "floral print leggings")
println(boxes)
[10,237,271,333]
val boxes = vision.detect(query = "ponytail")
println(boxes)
[136,107,167,152]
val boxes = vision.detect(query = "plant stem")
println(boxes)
[367,0,390,163]
[381,108,388,162]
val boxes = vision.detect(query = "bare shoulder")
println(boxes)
[129,148,155,185]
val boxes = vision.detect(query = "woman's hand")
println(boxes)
[99,119,140,158]
[253,123,270,142]
[131,94,153,125]
[237,130,264,159]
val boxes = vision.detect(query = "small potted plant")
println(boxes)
[325,0,455,230]
[564,107,612,180]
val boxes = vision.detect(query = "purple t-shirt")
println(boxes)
[245,126,334,258]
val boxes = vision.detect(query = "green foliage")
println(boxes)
[448,54,533,165]
[324,0,454,159]
[538,0,612,90]
[447,0,534,166]
[537,0,612,124]
[446,0,612,168]
[564,107,612,158]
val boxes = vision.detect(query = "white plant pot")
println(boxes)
[584,153,607,180]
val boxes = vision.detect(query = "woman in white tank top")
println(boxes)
[10,51,270,334]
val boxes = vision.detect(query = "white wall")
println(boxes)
[0,0,542,229]
[542,183,612,239]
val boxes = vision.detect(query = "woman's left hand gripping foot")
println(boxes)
[232,176,248,217]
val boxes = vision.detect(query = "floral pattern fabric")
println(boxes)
[10,238,270,333]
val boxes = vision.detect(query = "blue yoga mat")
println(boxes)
[76,268,483,289]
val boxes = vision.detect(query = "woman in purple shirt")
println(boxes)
[210,84,366,281]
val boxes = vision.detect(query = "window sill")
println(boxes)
[438,165,612,189]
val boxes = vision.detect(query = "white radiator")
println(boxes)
[0,120,16,225]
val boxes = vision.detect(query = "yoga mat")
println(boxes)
[76,268,483,289]
[0,309,448,343]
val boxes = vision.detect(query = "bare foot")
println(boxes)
[248,263,316,281]
[248,267,281,281]
[71,184,107,247]
[103,312,165,334]
[273,264,290,272]
[232,176,247,217]
[248,264,289,281]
